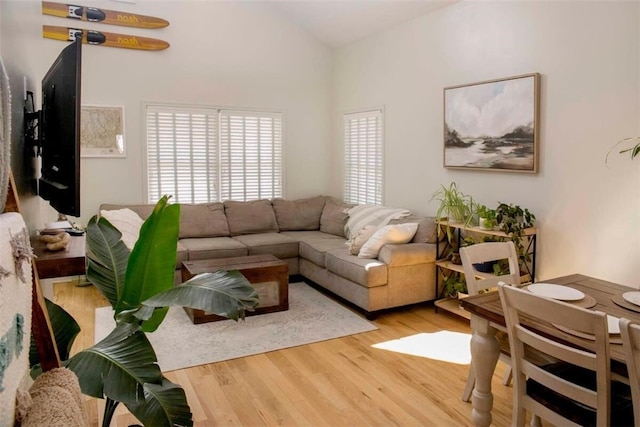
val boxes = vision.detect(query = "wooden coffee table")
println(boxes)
[181,254,289,324]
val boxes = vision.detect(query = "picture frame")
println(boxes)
[443,73,540,173]
[80,105,125,158]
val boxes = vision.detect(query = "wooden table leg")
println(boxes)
[470,315,500,427]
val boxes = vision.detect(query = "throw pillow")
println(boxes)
[179,202,229,238]
[99,203,154,220]
[389,215,441,243]
[100,208,144,250]
[272,196,325,231]
[345,204,412,240]
[224,199,279,236]
[346,224,377,255]
[358,223,419,259]
[320,197,354,237]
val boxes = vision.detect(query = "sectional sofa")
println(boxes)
[99,196,439,318]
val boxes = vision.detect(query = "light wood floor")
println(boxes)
[53,281,523,427]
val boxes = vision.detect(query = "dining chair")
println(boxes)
[619,317,640,426]
[459,241,520,402]
[499,284,633,427]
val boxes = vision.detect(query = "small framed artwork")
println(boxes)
[443,73,540,173]
[80,105,125,157]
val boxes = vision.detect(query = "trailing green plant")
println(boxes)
[30,196,259,427]
[495,202,536,269]
[440,273,467,298]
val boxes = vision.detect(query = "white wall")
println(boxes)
[2,0,638,287]
[333,1,640,286]
[1,0,333,228]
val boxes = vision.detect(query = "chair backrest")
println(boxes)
[460,241,520,295]
[498,284,611,427]
[619,317,640,426]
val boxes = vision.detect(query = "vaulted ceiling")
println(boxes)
[265,0,458,48]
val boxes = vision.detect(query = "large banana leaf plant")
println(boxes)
[36,196,259,426]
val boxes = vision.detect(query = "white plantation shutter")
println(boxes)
[146,105,283,203]
[147,105,219,203]
[344,109,383,205]
[219,110,283,201]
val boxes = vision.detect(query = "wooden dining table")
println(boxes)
[459,273,640,427]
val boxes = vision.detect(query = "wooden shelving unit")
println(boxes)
[434,220,537,320]
[434,297,471,320]
[435,260,495,278]
[436,220,537,238]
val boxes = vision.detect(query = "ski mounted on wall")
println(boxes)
[43,25,170,51]
[42,1,169,29]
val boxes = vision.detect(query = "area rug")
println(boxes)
[94,282,378,372]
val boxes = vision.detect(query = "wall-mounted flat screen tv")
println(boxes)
[38,37,82,218]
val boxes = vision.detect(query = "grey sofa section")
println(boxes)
[99,196,438,315]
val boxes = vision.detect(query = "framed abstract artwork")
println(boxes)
[80,105,125,157]
[443,73,540,173]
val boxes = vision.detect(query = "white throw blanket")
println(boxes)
[0,213,33,426]
[344,204,411,240]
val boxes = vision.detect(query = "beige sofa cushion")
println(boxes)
[272,196,325,231]
[224,199,279,236]
[232,233,299,259]
[325,248,387,288]
[179,202,229,238]
[280,230,346,268]
[280,230,345,242]
[320,197,354,237]
[298,239,348,268]
[180,237,248,261]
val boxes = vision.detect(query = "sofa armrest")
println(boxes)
[378,243,436,266]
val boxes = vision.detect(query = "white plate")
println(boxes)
[527,283,585,301]
[623,291,640,307]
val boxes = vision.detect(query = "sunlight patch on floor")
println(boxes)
[371,331,472,364]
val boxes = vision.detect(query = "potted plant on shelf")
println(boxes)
[476,205,497,230]
[440,273,468,299]
[431,182,475,247]
[495,202,536,270]
[431,182,474,225]
[31,196,259,427]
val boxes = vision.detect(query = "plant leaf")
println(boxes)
[29,298,81,369]
[125,378,193,427]
[85,216,130,308]
[117,196,180,331]
[66,322,162,404]
[138,270,259,321]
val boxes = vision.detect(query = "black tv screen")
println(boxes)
[38,37,82,217]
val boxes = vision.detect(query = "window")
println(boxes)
[344,109,384,205]
[219,110,283,201]
[146,105,283,203]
